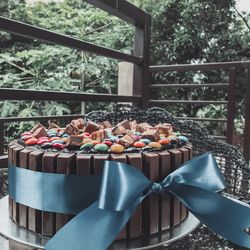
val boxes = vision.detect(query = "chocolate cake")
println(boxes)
[8,118,192,240]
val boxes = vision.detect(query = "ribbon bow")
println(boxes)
[44,152,250,249]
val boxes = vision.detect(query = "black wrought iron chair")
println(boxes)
[85,104,250,249]
[1,104,249,249]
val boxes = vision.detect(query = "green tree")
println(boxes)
[0,0,249,142]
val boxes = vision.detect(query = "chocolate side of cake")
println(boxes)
[126,153,143,238]
[28,150,43,233]
[158,150,171,230]
[8,118,191,240]
[9,145,192,240]
[42,152,58,236]
[19,148,34,228]
[142,152,160,235]
[55,153,75,232]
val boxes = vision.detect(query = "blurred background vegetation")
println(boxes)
[0,0,250,147]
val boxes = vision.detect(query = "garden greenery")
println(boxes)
[0,0,249,143]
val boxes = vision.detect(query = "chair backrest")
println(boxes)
[86,104,250,201]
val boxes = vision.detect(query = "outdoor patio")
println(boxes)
[0,0,250,249]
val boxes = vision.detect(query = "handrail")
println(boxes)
[0,114,82,123]
[0,88,141,103]
[0,0,151,156]
[0,17,142,64]
[149,61,250,162]
[149,100,228,105]
[150,83,229,88]
[150,61,250,72]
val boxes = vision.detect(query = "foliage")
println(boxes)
[132,0,250,138]
[0,0,250,140]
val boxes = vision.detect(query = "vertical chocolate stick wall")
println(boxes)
[19,148,34,228]
[28,151,43,233]
[42,152,58,236]
[55,153,75,232]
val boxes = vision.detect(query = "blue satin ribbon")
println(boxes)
[8,152,250,249]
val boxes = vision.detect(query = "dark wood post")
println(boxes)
[133,14,151,109]
[243,67,250,163]
[226,67,237,144]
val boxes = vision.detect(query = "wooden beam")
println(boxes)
[150,61,250,72]
[84,0,148,26]
[0,114,82,123]
[0,88,141,103]
[0,16,142,64]
[149,100,228,105]
[175,117,227,122]
[150,83,229,88]
[133,14,151,108]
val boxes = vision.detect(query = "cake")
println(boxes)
[8,117,192,241]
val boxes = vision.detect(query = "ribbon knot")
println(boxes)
[151,182,164,193]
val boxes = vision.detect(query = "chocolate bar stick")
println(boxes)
[168,149,182,227]
[178,147,190,221]
[110,154,127,240]
[12,146,24,224]
[126,153,143,238]
[158,151,171,231]
[184,144,193,160]
[8,143,19,219]
[93,154,109,175]
[76,154,92,176]
[56,153,75,232]
[142,152,160,235]
[19,148,33,228]
[42,152,58,236]
[28,150,43,233]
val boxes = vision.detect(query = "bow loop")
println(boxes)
[161,152,226,192]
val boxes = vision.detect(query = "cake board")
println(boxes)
[0,196,200,249]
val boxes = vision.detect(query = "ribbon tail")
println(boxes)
[170,184,250,248]
[45,201,135,250]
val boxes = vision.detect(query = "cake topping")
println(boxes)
[68,135,85,147]
[48,123,60,129]
[141,129,160,142]
[137,122,153,133]
[155,123,173,136]
[91,130,107,141]
[17,118,189,154]
[33,126,47,138]
[110,144,124,153]
[84,121,100,133]
[102,121,112,128]
[71,118,85,130]
[111,126,127,136]
[118,133,136,148]
[29,123,43,134]
[64,123,80,135]
[117,120,131,130]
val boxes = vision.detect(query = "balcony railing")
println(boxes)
[149,62,250,162]
[0,0,250,167]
